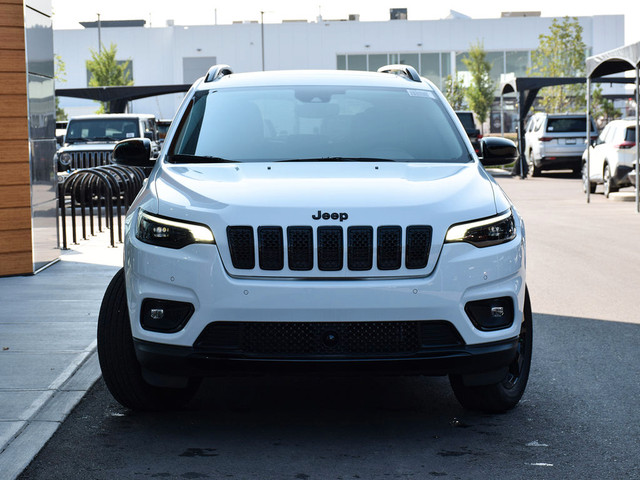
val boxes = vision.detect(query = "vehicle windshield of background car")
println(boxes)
[169,86,470,163]
[65,118,140,144]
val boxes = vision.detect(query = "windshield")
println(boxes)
[65,118,140,143]
[169,86,469,163]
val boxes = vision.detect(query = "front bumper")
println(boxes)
[124,209,526,379]
[537,155,581,171]
[133,336,518,378]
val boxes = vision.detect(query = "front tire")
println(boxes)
[97,268,200,411]
[449,288,533,413]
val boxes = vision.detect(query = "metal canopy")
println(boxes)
[499,76,635,178]
[55,84,192,113]
[585,41,640,212]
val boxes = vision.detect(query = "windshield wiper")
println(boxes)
[92,136,120,142]
[278,157,397,162]
[66,137,89,144]
[167,154,238,164]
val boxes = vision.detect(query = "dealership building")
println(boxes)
[53,11,625,126]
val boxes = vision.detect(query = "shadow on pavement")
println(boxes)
[18,313,640,480]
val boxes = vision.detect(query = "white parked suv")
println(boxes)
[524,112,597,177]
[582,119,637,197]
[97,65,531,413]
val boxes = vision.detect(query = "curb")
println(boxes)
[0,347,101,480]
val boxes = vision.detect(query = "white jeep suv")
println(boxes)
[97,65,531,413]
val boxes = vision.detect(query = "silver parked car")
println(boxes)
[524,113,597,177]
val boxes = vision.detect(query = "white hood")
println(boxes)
[151,161,501,277]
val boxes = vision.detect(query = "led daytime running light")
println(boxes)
[142,212,214,243]
[445,210,516,248]
[137,210,214,248]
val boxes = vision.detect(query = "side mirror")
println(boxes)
[112,138,154,167]
[479,137,519,167]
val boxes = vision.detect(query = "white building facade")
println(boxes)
[53,13,625,124]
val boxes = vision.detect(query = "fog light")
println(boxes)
[465,297,514,331]
[141,299,194,333]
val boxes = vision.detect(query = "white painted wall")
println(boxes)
[53,14,625,119]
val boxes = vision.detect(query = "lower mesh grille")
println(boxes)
[194,321,463,356]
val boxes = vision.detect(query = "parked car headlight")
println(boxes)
[445,210,516,248]
[136,210,215,249]
[59,153,72,166]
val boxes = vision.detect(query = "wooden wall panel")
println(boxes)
[0,140,29,163]
[0,73,27,95]
[0,230,33,253]
[0,27,25,50]
[0,27,24,51]
[0,117,28,140]
[1,162,30,186]
[0,206,31,230]
[0,94,28,118]
[0,185,30,208]
[0,252,33,277]
[0,4,23,27]
[0,49,26,72]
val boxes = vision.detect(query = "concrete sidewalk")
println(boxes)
[0,234,122,480]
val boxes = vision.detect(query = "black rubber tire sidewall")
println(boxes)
[97,268,199,411]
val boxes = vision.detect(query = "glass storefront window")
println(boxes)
[420,53,440,86]
[399,53,419,69]
[347,54,367,71]
[505,51,529,76]
[368,54,388,72]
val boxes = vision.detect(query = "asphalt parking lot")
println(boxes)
[16,171,640,480]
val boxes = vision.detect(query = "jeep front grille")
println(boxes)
[227,225,432,273]
[194,320,463,357]
[67,151,112,170]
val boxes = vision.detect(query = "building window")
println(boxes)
[505,51,530,77]
[337,55,346,70]
[368,54,388,72]
[420,53,440,86]
[347,54,367,71]
[183,56,217,84]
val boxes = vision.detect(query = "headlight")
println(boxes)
[136,210,215,249]
[60,153,72,166]
[445,210,516,248]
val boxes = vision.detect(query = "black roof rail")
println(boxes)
[377,64,421,83]
[204,64,233,83]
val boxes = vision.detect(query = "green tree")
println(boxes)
[463,41,495,134]
[528,17,586,113]
[86,43,133,113]
[444,74,466,110]
[54,54,68,121]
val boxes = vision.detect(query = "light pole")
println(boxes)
[260,11,265,71]
[97,13,102,53]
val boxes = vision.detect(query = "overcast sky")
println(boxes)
[51,0,639,45]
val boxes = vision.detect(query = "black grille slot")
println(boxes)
[406,226,432,269]
[258,226,283,270]
[287,226,313,271]
[195,321,463,355]
[227,226,255,269]
[317,226,343,271]
[348,226,373,271]
[377,226,402,270]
